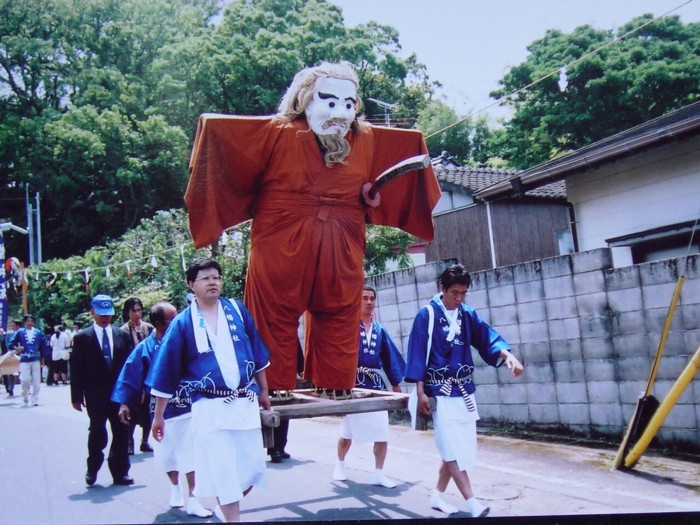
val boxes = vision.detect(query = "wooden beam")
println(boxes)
[268,388,409,420]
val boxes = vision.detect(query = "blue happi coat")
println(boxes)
[145,298,270,403]
[404,295,509,398]
[12,328,48,363]
[356,321,405,390]
[112,331,191,420]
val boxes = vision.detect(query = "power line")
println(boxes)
[424,0,693,141]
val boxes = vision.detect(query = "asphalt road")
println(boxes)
[2,382,699,524]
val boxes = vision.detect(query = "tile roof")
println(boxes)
[433,165,566,200]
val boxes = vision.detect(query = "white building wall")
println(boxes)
[432,191,473,214]
[566,135,700,251]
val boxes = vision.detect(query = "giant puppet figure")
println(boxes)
[185,62,441,391]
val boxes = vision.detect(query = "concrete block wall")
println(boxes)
[368,250,700,450]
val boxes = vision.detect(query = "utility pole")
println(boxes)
[24,184,42,265]
[367,98,398,127]
[25,184,34,266]
[35,192,42,264]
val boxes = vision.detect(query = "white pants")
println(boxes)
[191,398,267,505]
[340,411,389,443]
[20,361,41,404]
[153,415,195,474]
[433,396,480,471]
[193,428,267,505]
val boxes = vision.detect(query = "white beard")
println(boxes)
[317,132,351,167]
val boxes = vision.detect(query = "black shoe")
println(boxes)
[280,451,291,459]
[85,472,97,486]
[140,442,154,453]
[270,450,283,463]
[113,476,134,486]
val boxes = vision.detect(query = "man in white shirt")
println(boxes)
[50,324,71,385]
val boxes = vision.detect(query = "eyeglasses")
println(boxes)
[195,275,222,283]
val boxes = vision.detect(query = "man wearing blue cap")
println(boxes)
[70,294,133,487]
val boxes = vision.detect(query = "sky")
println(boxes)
[329,0,700,121]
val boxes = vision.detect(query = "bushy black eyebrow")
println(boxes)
[319,92,357,104]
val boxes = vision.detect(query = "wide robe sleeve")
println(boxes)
[111,339,150,407]
[146,311,190,397]
[404,307,431,383]
[185,114,282,248]
[361,125,442,241]
[463,305,510,367]
[377,324,406,387]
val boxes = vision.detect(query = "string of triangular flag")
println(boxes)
[6,216,249,291]
[20,242,192,290]
[27,243,188,274]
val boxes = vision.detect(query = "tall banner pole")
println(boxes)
[0,233,7,331]
[20,262,28,316]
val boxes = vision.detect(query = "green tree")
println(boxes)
[184,0,437,118]
[364,225,414,275]
[416,100,496,164]
[491,14,700,168]
[36,107,189,258]
[0,0,214,260]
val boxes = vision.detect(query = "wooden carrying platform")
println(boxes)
[270,388,409,419]
[259,388,411,448]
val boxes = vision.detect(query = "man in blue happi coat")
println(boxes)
[11,314,49,407]
[146,257,271,523]
[405,264,524,517]
[333,285,406,488]
[112,301,211,518]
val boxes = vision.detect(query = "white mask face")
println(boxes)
[304,77,357,136]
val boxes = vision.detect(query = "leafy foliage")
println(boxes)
[491,15,700,168]
[0,0,211,259]
[167,0,437,119]
[416,100,495,164]
[0,0,436,325]
[364,225,414,275]
[19,209,250,326]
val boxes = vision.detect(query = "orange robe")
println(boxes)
[186,114,441,389]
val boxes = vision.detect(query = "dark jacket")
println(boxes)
[70,324,131,408]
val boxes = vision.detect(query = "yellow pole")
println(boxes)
[612,399,643,469]
[624,345,700,468]
[612,276,684,469]
[644,276,684,394]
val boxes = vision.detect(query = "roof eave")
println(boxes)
[475,104,700,201]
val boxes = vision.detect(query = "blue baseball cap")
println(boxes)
[91,294,115,316]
